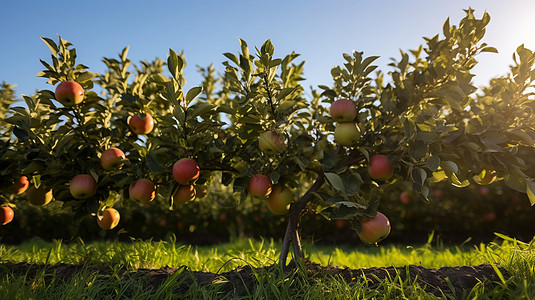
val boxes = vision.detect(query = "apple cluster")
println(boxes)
[331,99,360,146]
[10,79,157,230]
[56,81,157,230]
[328,99,394,244]
[247,174,294,215]
[172,158,202,205]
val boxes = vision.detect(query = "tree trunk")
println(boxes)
[278,175,325,267]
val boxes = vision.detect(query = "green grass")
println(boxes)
[0,233,534,299]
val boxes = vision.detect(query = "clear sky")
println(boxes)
[1,0,535,98]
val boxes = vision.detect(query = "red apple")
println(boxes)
[266,185,293,215]
[27,186,53,206]
[369,155,394,180]
[330,98,357,122]
[358,212,391,245]
[129,178,156,204]
[10,176,29,195]
[128,113,154,135]
[70,174,97,199]
[0,206,14,225]
[399,191,412,204]
[432,188,443,198]
[483,212,496,222]
[101,148,126,171]
[97,207,120,230]
[248,174,272,198]
[336,219,347,229]
[173,185,196,205]
[172,158,200,185]
[55,81,84,107]
[479,187,490,196]
[259,131,286,155]
[334,122,361,146]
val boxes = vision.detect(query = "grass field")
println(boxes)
[0,233,534,299]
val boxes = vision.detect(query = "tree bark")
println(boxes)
[279,174,325,267]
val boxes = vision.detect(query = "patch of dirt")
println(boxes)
[0,261,506,297]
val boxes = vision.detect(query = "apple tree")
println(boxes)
[4,9,535,266]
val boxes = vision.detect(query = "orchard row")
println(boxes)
[1,80,392,245]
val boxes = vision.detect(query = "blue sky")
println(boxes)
[2,1,535,98]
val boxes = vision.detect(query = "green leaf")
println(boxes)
[260,39,274,56]
[185,86,203,105]
[76,72,96,83]
[448,172,470,188]
[480,46,498,53]
[173,106,185,124]
[120,46,130,61]
[404,118,417,138]
[146,152,167,173]
[13,126,30,142]
[217,104,235,114]
[223,52,239,65]
[441,161,458,174]
[150,74,170,84]
[412,168,427,186]
[323,201,366,220]
[409,140,427,160]
[325,172,345,192]
[41,37,58,56]
[168,49,183,80]
[505,172,526,193]
[39,59,56,72]
[426,155,440,171]
[191,103,216,118]
[415,131,435,143]
[276,87,295,101]
[340,173,360,195]
[359,56,379,73]
[239,54,251,74]
[508,130,534,145]
[526,180,535,206]
[443,17,451,38]
[239,38,249,59]
[278,100,296,111]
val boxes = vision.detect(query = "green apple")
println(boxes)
[334,122,360,146]
[266,185,293,215]
[259,131,286,155]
